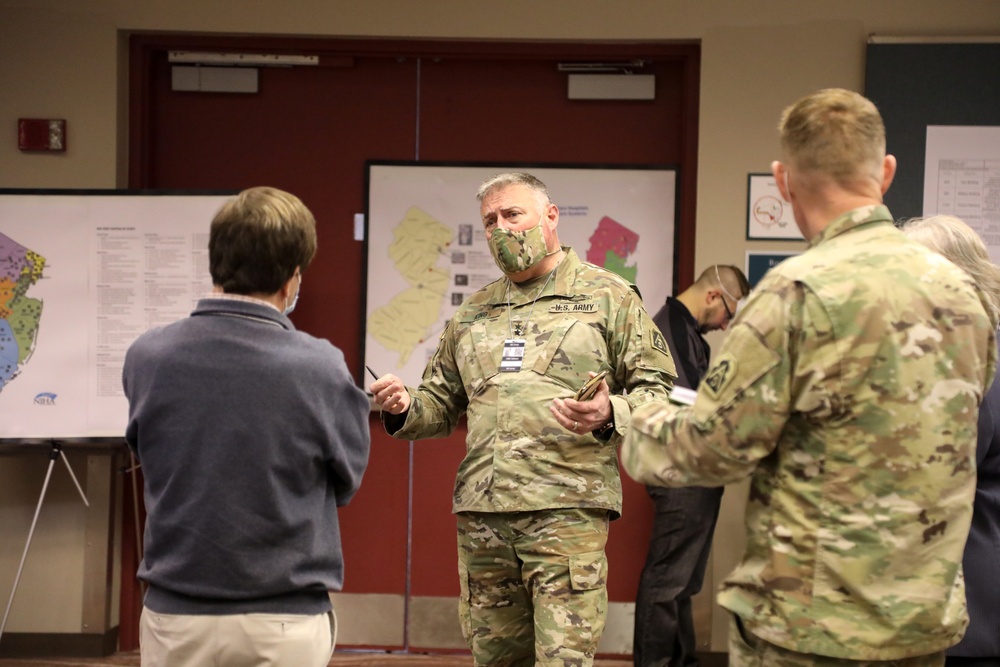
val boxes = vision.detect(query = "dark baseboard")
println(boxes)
[0,627,119,658]
[697,651,729,667]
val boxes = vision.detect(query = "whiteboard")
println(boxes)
[923,126,1000,264]
[363,163,677,387]
[0,190,233,439]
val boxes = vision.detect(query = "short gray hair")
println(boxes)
[476,172,551,208]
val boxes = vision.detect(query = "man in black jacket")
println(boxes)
[634,264,749,667]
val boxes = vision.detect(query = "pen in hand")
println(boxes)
[366,364,409,415]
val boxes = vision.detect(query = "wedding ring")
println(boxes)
[573,420,579,431]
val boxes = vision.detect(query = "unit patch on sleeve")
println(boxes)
[651,328,669,356]
[702,354,736,399]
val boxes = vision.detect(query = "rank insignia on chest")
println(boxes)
[549,302,599,313]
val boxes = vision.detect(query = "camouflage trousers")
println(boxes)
[456,508,610,667]
[729,615,945,667]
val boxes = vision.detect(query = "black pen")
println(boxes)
[365,365,380,381]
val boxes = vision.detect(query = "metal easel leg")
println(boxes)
[0,442,89,645]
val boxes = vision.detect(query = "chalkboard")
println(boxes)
[864,40,1000,221]
[0,190,234,439]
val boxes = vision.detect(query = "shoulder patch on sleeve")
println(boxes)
[651,328,669,356]
[702,353,736,399]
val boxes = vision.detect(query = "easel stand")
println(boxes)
[0,440,90,644]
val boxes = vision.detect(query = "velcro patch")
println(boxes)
[549,302,599,313]
[702,354,736,399]
[651,329,669,356]
[461,307,500,323]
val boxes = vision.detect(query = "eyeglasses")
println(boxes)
[719,293,734,321]
[714,265,741,321]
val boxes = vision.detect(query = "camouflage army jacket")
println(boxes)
[622,206,997,659]
[387,247,675,517]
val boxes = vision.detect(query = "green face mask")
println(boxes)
[488,221,553,275]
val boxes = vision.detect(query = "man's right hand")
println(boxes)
[369,373,411,416]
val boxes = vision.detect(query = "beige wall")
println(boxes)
[2,0,1000,652]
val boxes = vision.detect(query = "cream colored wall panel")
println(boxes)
[408,596,465,649]
[0,453,89,632]
[0,12,117,188]
[595,601,634,655]
[81,454,116,634]
[329,592,405,647]
[691,563,713,651]
[5,1,1000,43]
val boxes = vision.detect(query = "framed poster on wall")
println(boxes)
[363,162,678,387]
[747,173,803,240]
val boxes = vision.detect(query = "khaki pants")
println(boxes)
[729,615,945,667]
[139,606,336,667]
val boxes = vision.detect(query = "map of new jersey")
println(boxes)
[585,215,639,283]
[368,207,454,367]
[0,231,46,393]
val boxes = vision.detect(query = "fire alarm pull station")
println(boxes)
[18,118,67,152]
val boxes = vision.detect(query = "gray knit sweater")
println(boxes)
[123,297,370,615]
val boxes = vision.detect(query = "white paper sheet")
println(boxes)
[924,126,1000,262]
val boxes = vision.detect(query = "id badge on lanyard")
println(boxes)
[500,338,526,372]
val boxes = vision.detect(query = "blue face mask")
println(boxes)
[284,276,301,316]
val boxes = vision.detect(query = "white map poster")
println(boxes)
[924,126,1000,263]
[364,163,677,387]
[0,192,231,439]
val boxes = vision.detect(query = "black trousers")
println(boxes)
[633,485,725,667]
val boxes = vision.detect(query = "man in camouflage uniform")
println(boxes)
[622,88,997,667]
[371,172,675,667]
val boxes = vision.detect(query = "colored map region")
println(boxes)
[0,231,46,393]
[585,215,639,283]
[368,207,453,367]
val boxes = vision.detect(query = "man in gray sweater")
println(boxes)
[123,186,370,667]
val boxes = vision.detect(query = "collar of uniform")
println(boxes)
[501,246,577,305]
[550,246,579,297]
[809,204,893,248]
